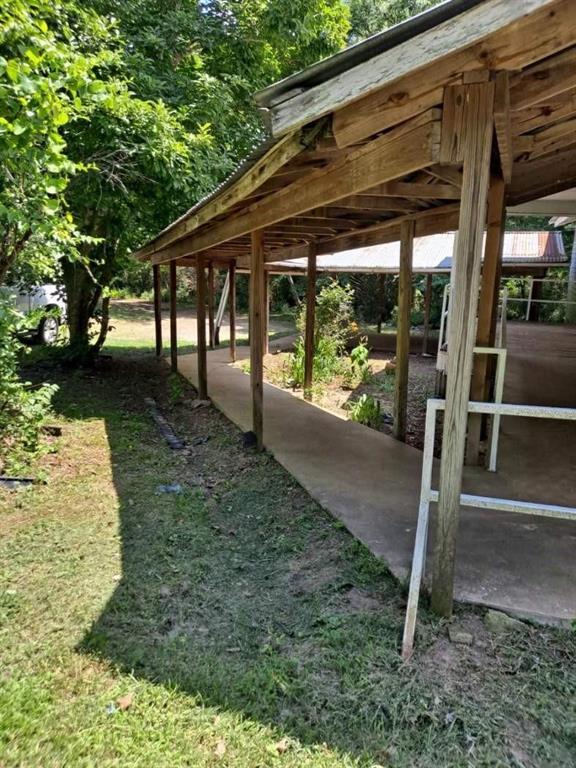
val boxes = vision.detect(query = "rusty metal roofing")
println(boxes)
[271,231,567,273]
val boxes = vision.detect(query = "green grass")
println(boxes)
[1,356,575,767]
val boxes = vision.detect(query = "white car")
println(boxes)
[4,284,67,344]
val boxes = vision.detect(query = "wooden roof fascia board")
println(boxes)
[268,0,558,139]
[134,130,313,261]
[150,113,441,266]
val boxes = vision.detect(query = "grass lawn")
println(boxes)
[1,352,575,767]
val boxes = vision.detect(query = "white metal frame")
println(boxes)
[437,284,508,364]
[498,277,575,321]
[215,271,230,337]
[401,398,576,661]
[472,346,507,472]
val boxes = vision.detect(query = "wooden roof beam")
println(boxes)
[135,127,322,260]
[271,0,563,140]
[512,89,576,136]
[493,71,513,183]
[265,203,459,263]
[335,195,421,213]
[508,146,576,205]
[426,165,463,187]
[150,110,441,265]
[510,44,576,111]
[365,181,461,199]
[520,116,576,161]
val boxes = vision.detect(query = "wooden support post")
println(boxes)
[304,246,317,399]
[208,262,215,349]
[431,81,494,617]
[466,175,506,465]
[153,264,163,357]
[262,273,269,355]
[422,273,433,355]
[250,231,265,450]
[528,277,543,322]
[229,261,236,363]
[377,273,385,333]
[196,257,208,400]
[169,260,178,373]
[393,219,414,441]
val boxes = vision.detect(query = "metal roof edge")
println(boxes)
[254,0,485,109]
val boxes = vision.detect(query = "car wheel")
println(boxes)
[38,315,60,345]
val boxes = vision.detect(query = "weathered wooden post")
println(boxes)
[304,245,317,399]
[421,273,433,355]
[431,79,495,617]
[250,231,265,450]
[262,273,270,355]
[153,263,162,357]
[229,261,236,363]
[169,260,178,373]
[466,174,505,465]
[377,273,386,333]
[208,262,215,349]
[196,256,208,400]
[393,219,414,441]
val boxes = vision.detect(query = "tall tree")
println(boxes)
[0,0,118,283]
[349,0,441,41]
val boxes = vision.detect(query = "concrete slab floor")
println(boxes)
[178,323,576,625]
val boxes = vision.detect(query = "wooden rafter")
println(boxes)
[150,112,441,265]
[135,129,317,260]
[510,45,576,111]
[493,71,512,183]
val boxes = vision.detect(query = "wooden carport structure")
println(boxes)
[135,0,576,618]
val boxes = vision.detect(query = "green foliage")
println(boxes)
[347,393,382,429]
[288,281,356,388]
[342,338,372,389]
[349,0,441,41]
[287,335,343,389]
[168,373,185,406]
[0,0,117,281]
[0,298,56,473]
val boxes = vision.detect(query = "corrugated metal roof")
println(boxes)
[271,231,566,273]
[254,0,484,108]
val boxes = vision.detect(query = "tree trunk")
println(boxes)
[61,258,102,360]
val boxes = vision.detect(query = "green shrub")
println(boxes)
[287,280,357,390]
[347,394,382,429]
[342,338,372,389]
[0,299,57,473]
[287,335,342,389]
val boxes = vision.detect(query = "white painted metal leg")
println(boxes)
[401,400,438,661]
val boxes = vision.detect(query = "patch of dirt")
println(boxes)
[287,543,344,596]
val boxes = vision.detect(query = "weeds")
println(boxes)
[347,394,382,429]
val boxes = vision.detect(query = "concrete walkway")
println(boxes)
[178,323,576,624]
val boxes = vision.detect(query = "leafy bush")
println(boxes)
[287,335,342,389]
[0,299,57,473]
[347,394,382,429]
[288,280,356,389]
[342,338,372,389]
